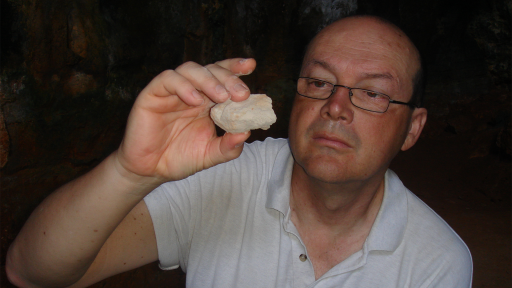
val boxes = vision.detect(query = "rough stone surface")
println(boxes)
[211,94,277,133]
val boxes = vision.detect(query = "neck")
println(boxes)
[290,161,385,235]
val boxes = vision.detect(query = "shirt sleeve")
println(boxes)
[143,138,289,272]
[404,191,474,288]
[144,176,197,271]
[419,241,473,288]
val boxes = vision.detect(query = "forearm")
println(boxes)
[6,151,162,287]
[6,58,255,287]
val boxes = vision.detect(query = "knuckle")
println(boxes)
[159,69,192,89]
[203,77,221,92]
[224,75,241,87]
[176,61,199,72]
[173,75,189,87]
[214,58,233,67]
[204,63,217,70]
[159,69,176,78]
[228,74,240,82]
[201,70,218,84]
[182,61,198,67]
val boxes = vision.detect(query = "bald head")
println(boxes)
[303,15,423,107]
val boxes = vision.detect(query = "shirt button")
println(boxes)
[299,254,308,262]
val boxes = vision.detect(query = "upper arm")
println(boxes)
[69,200,159,288]
[428,248,473,288]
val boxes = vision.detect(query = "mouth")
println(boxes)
[312,133,352,149]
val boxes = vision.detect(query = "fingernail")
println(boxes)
[235,142,244,148]
[239,58,249,64]
[216,85,229,100]
[233,83,249,94]
[192,90,204,104]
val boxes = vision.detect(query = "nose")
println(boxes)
[320,85,354,123]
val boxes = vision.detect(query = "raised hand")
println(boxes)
[6,58,259,288]
[116,58,256,183]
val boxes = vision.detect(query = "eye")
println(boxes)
[311,80,327,88]
[309,80,327,88]
[314,81,325,88]
[366,91,380,98]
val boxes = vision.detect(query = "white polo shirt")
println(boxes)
[144,138,472,287]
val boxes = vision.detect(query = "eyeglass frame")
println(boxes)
[296,77,418,113]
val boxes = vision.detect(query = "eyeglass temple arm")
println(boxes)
[389,99,417,109]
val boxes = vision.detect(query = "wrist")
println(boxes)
[108,151,165,197]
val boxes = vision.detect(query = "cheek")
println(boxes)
[361,115,409,157]
[293,100,317,114]
[290,100,319,129]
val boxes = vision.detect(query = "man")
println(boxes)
[7,15,472,287]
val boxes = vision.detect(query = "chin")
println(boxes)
[296,154,356,184]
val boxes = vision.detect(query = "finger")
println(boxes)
[140,69,205,107]
[175,61,232,103]
[205,64,251,102]
[207,131,251,165]
[215,58,257,76]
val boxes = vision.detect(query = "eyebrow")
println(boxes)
[304,59,333,71]
[361,72,395,81]
[304,59,397,82]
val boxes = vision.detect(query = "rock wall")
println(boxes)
[1,0,510,287]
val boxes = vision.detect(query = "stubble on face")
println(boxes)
[290,110,362,183]
[289,16,421,187]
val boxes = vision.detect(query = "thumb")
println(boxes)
[209,131,251,165]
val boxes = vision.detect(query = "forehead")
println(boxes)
[302,17,419,92]
[304,58,397,84]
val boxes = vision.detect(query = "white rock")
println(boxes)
[210,94,277,133]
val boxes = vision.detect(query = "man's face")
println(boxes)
[289,17,424,185]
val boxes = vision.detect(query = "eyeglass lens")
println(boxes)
[297,78,390,112]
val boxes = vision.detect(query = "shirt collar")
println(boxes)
[265,142,408,253]
[365,170,408,252]
[265,141,294,214]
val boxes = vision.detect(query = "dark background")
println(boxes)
[1,0,510,287]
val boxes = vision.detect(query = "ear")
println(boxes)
[401,108,427,151]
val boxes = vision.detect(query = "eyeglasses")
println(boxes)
[297,77,417,113]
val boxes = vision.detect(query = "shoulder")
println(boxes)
[395,178,473,286]
[405,190,470,256]
[380,171,472,286]
[240,138,289,162]
[150,138,289,199]
[385,171,470,257]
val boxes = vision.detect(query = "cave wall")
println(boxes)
[1,0,510,287]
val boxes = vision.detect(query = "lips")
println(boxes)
[312,132,352,149]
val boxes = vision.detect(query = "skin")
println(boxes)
[288,16,427,278]
[5,16,428,287]
[6,59,256,288]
